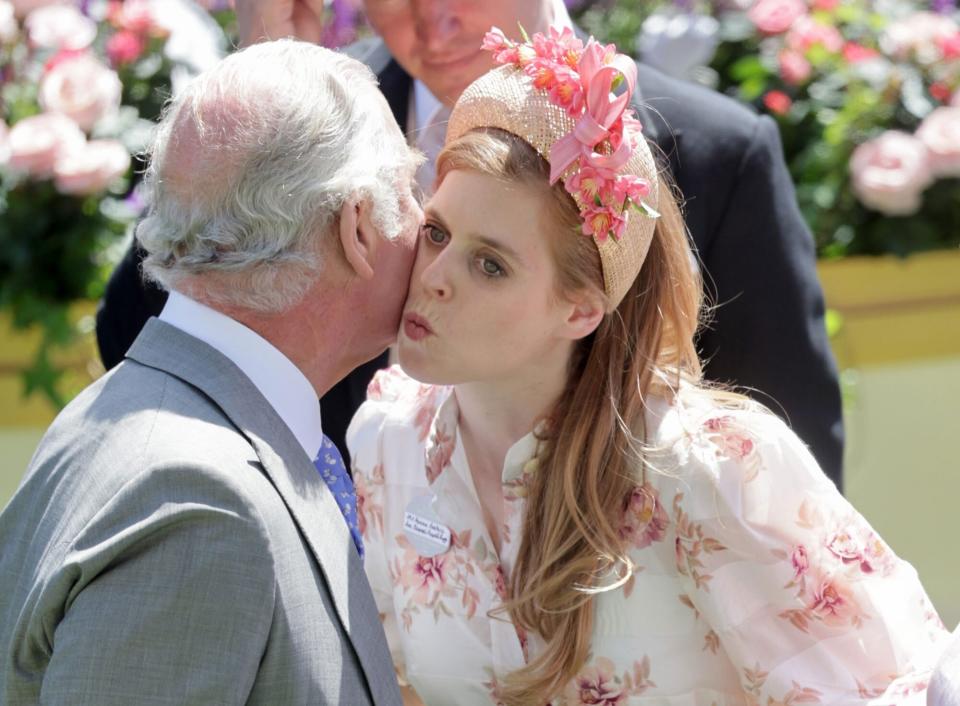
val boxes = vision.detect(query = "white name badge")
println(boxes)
[403,495,451,557]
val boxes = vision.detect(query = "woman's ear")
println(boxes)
[338,197,375,280]
[563,290,606,341]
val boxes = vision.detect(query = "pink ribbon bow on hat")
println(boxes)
[547,41,638,185]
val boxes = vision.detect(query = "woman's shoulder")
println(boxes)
[643,385,828,495]
[346,365,451,460]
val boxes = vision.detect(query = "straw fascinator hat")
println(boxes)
[446,27,661,308]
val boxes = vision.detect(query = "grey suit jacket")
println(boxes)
[0,319,401,704]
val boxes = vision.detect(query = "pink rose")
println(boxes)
[747,0,807,35]
[7,112,84,177]
[10,0,64,18]
[106,29,145,66]
[917,107,960,178]
[25,4,95,50]
[39,53,122,132]
[52,138,129,195]
[849,131,933,216]
[787,16,844,54]
[763,90,793,116]
[0,1,18,42]
[778,49,811,85]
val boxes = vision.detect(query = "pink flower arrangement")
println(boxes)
[916,106,960,178]
[481,26,656,243]
[39,52,122,131]
[747,0,807,36]
[849,131,935,217]
[52,139,130,196]
[24,3,95,50]
[6,112,85,177]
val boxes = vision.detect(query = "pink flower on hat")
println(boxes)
[482,27,657,243]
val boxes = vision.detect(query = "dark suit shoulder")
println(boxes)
[637,62,761,154]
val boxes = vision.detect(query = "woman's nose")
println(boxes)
[412,0,462,51]
[418,248,452,300]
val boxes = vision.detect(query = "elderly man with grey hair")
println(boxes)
[0,39,419,705]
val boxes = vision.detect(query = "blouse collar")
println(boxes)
[424,388,543,488]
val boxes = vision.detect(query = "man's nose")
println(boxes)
[412,0,462,51]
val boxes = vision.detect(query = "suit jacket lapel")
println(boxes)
[126,319,397,704]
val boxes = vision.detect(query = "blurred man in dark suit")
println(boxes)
[97,0,845,488]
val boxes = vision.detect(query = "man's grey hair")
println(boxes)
[137,39,420,312]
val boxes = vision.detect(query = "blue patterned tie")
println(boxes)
[313,435,364,560]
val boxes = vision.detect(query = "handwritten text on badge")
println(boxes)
[402,497,451,557]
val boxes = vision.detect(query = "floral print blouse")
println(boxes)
[346,366,949,706]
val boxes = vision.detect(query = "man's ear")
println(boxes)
[562,290,606,341]
[338,197,375,280]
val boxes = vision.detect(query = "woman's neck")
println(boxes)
[454,342,572,481]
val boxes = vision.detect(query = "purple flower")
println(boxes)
[931,0,956,14]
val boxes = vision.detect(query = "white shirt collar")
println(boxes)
[158,290,324,461]
[410,0,576,134]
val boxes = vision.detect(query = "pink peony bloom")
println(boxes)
[10,0,64,18]
[106,29,145,66]
[917,107,960,179]
[7,112,84,177]
[25,4,95,50]
[747,0,807,35]
[786,16,844,54]
[52,138,129,195]
[0,1,18,43]
[763,90,793,116]
[779,49,812,85]
[849,131,933,216]
[39,53,122,132]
